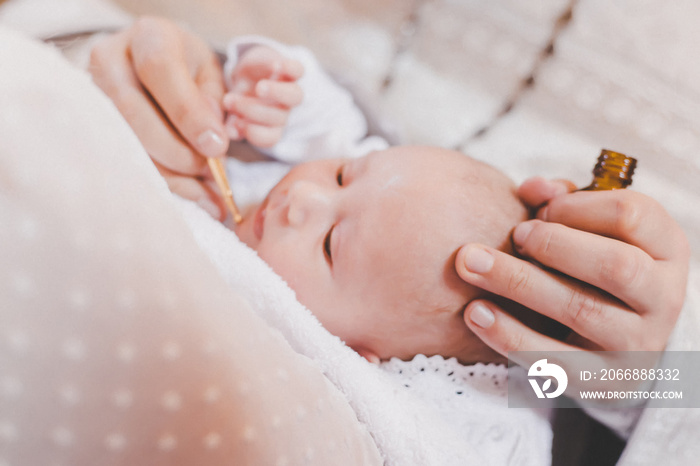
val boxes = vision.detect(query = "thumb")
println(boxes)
[517,177,576,208]
[190,53,229,158]
[196,52,227,121]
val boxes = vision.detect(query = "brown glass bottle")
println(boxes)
[581,149,637,191]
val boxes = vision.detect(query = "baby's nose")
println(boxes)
[286,180,333,228]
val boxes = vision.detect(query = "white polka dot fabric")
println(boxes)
[0,26,381,465]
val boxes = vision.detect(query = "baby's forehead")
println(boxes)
[367,146,507,189]
[365,147,521,221]
[357,146,525,285]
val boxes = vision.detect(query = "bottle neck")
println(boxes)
[582,150,637,191]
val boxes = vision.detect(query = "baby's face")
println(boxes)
[235,146,526,363]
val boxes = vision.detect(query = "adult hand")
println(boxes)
[455,178,690,375]
[89,17,228,219]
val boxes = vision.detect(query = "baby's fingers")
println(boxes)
[276,57,304,82]
[226,114,284,148]
[234,47,303,85]
[224,94,290,127]
[255,80,303,108]
[244,124,284,148]
[225,80,303,110]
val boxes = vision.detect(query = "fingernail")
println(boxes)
[463,245,494,274]
[513,221,535,246]
[197,129,226,158]
[469,303,495,329]
[197,198,222,219]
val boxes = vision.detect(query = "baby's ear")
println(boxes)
[356,347,381,365]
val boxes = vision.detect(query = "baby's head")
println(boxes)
[235,146,527,364]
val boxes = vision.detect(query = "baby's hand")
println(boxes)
[224,45,304,148]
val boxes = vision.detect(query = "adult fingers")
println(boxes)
[89,31,207,176]
[129,17,228,159]
[464,300,645,394]
[511,219,676,315]
[190,38,227,110]
[455,244,642,350]
[154,162,225,221]
[464,300,577,356]
[537,189,690,262]
[518,178,687,261]
[517,177,576,208]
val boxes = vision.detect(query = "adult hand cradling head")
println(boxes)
[457,177,690,378]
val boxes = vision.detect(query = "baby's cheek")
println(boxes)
[255,240,358,344]
[256,243,307,293]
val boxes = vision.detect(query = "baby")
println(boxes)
[233,146,528,364]
[223,38,532,365]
